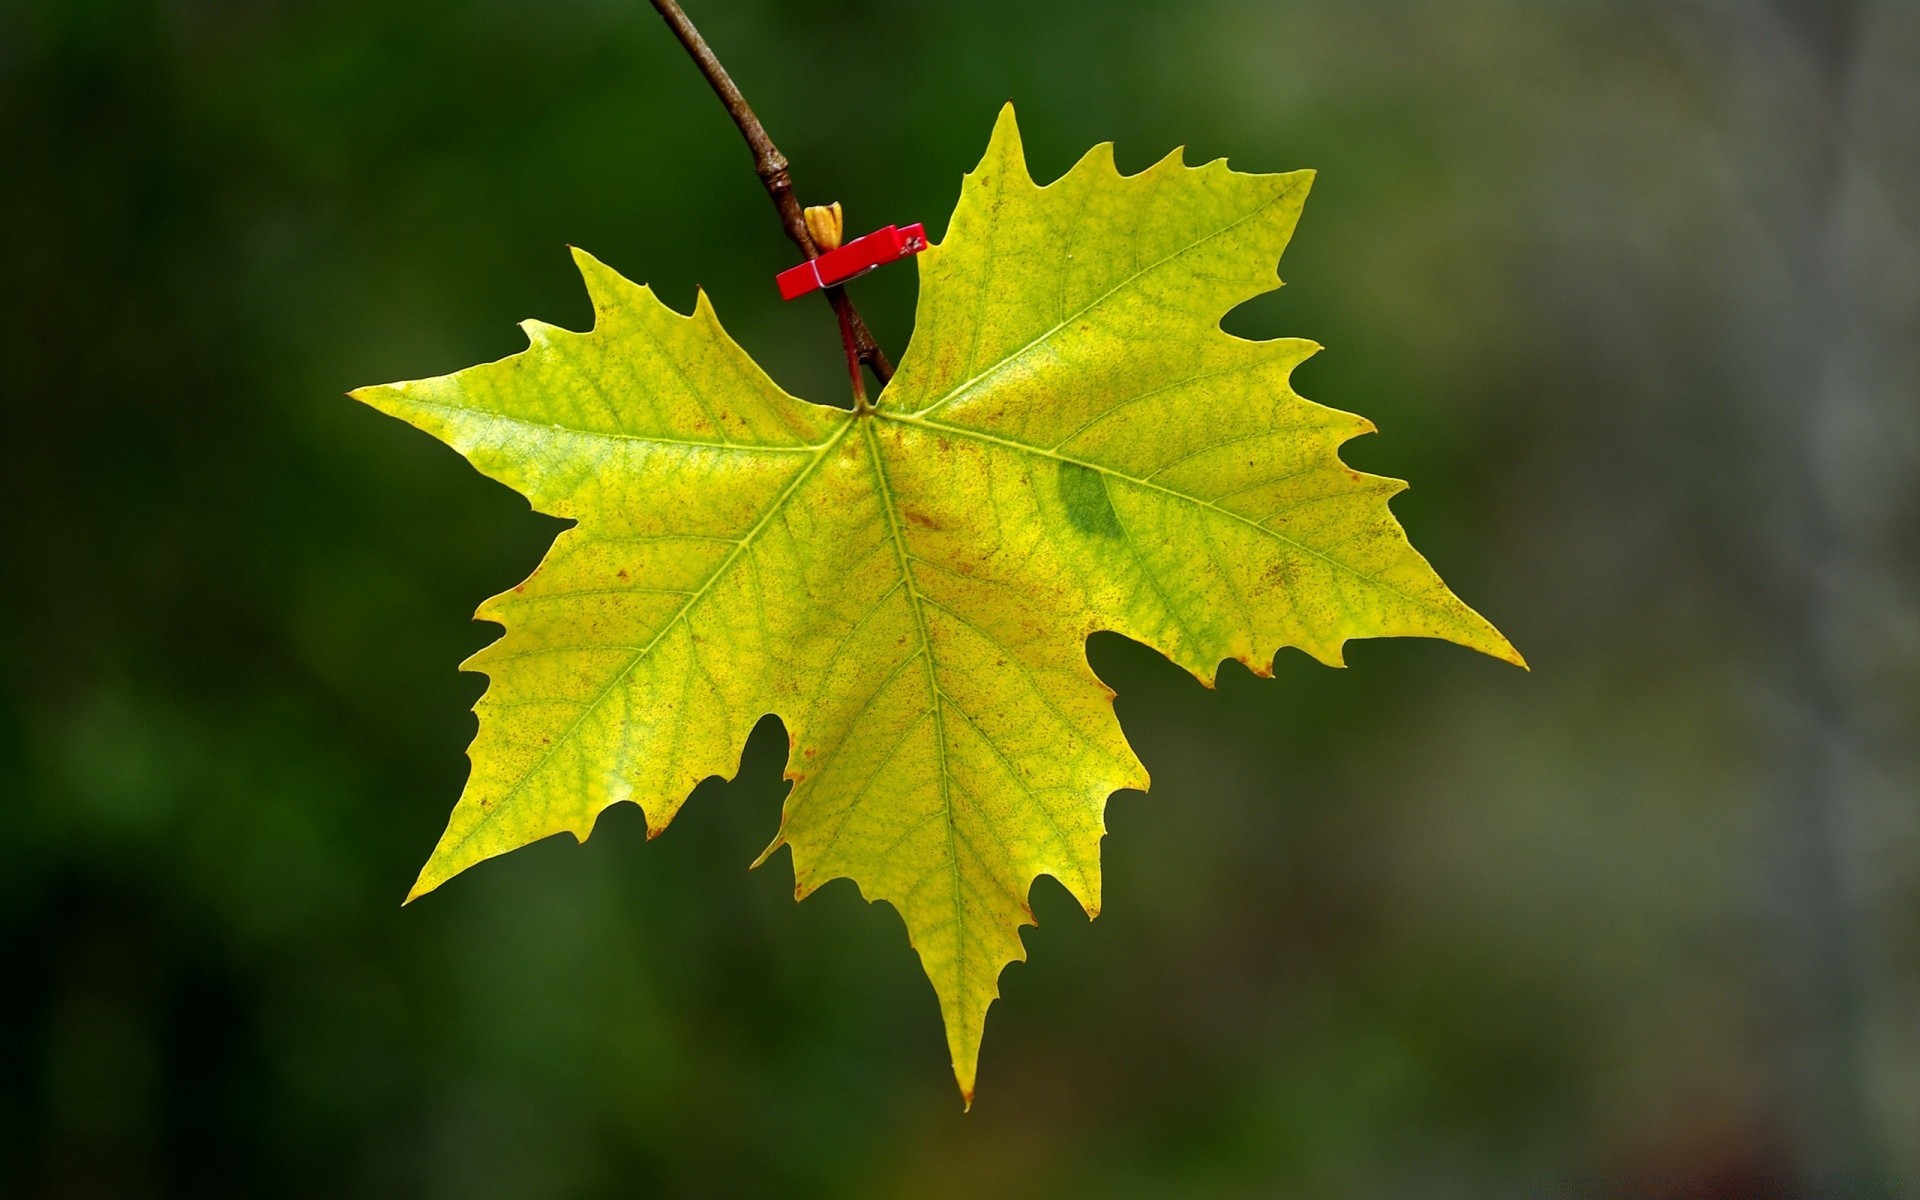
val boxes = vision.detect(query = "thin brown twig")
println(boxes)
[647,0,893,406]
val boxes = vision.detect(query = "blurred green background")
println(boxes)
[4,0,1917,1195]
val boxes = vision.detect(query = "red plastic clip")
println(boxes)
[776,223,927,301]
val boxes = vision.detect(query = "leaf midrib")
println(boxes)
[877,410,1457,621]
[857,417,970,1016]
[389,394,826,454]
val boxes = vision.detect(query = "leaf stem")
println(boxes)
[646,0,894,406]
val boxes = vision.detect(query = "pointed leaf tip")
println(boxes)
[402,871,436,906]
[985,102,1025,160]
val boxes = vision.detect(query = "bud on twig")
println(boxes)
[805,202,844,252]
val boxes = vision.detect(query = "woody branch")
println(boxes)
[646,0,894,406]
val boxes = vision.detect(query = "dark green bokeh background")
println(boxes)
[4,1,1916,1195]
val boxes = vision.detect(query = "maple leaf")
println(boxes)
[353,105,1522,1105]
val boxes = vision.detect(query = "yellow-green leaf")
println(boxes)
[353,104,1522,1105]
